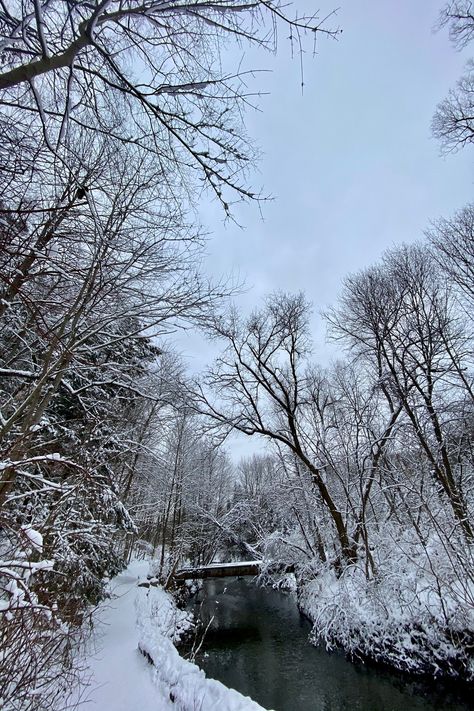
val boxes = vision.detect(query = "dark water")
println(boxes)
[187,577,473,711]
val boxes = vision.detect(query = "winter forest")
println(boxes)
[1,2,473,710]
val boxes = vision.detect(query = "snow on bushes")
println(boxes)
[298,531,474,680]
[0,524,79,711]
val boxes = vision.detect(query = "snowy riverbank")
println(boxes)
[297,557,474,682]
[76,560,270,711]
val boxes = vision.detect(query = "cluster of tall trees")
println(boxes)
[198,233,473,675]
[201,233,473,557]
[128,408,236,574]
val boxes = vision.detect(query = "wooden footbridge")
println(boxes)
[139,560,294,589]
[174,560,263,582]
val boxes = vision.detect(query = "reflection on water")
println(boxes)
[187,577,472,711]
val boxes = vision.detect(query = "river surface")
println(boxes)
[187,577,472,711]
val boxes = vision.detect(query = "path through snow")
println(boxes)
[76,560,174,710]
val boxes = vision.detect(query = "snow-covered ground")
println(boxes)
[75,560,270,711]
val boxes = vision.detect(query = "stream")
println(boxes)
[187,577,472,711]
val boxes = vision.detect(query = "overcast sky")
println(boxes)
[174,0,473,461]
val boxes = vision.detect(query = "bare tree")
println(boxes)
[426,203,474,308]
[437,1,474,49]
[0,1,339,211]
[197,293,360,564]
[432,60,474,153]
[433,2,474,152]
